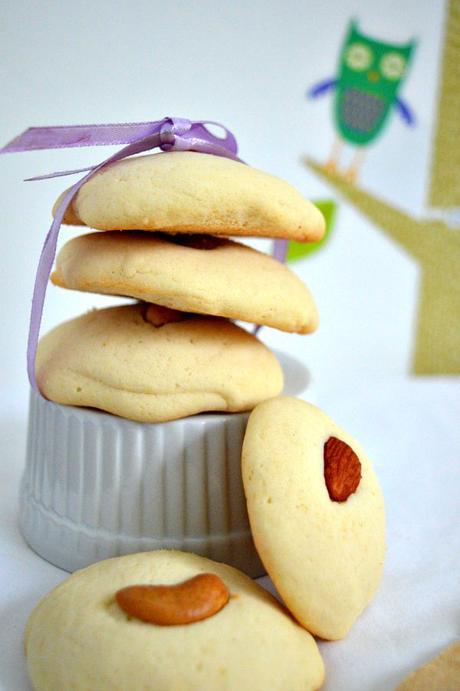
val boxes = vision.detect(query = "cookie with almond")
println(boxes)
[242,396,385,640]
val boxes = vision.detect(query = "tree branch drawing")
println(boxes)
[305,158,460,374]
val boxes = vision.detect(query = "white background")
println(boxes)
[0,2,459,690]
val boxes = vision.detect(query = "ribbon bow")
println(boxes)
[0,117,240,390]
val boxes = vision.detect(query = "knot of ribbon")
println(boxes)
[0,117,240,390]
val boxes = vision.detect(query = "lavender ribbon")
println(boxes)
[272,239,288,263]
[0,117,239,390]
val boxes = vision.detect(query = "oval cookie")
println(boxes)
[54,151,325,242]
[242,396,385,640]
[51,232,319,334]
[36,304,283,423]
[25,550,325,691]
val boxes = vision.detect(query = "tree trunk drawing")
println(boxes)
[428,0,460,210]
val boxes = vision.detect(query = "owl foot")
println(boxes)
[344,167,359,184]
[323,160,339,175]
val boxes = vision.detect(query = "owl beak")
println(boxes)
[367,70,380,82]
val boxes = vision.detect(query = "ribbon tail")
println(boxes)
[27,184,80,389]
[25,165,97,182]
[272,238,289,263]
[1,121,166,153]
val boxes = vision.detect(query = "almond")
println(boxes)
[143,304,189,327]
[115,573,230,625]
[323,436,361,502]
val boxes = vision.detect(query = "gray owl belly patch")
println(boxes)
[342,89,384,133]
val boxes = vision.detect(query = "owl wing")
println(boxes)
[395,98,416,126]
[307,78,337,99]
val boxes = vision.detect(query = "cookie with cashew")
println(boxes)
[53,151,325,242]
[25,550,325,691]
[36,303,283,423]
[242,396,385,640]
[51,231,319,334]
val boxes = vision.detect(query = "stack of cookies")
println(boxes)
[20,149,326,577]
[38,150,325,420]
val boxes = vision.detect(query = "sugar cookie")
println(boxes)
[54,151,325,241]
[25,550,325,691]
[242,396,385,640]
[36,304,283,422]
[51,232,319,333]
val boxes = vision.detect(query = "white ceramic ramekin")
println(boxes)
[19,351,311,577]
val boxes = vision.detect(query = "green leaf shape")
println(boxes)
[286,199,337,263]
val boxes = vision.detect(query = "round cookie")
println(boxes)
[242,396,385,640]
[25,550,325,691]
[396,642,460,691]
[36,304,283,422]
[54,151,325,242]
[51,232,319,334]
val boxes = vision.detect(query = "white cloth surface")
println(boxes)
[0,376,459,691]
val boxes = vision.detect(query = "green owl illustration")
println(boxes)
[308,20,416,181]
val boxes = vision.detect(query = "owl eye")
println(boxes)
[345,43,372,71]
[380,52,406,80]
